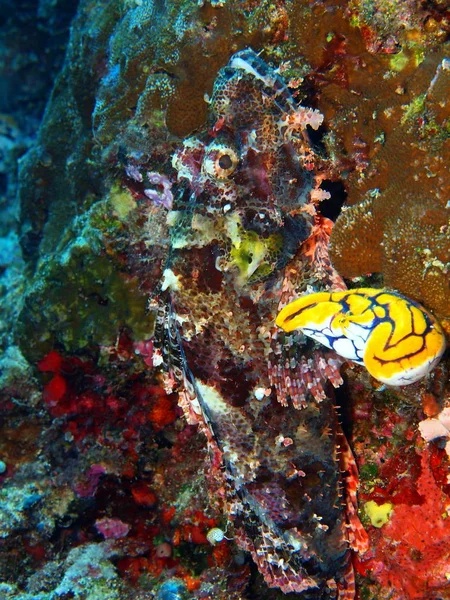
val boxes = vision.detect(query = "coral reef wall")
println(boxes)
[15,0,450,360]
[1,0,449,599]
[0,0,78,353]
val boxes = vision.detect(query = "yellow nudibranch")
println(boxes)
[276,288,446,386]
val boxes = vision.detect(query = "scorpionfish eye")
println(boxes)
[276,288,447,386]
[202,141,239,179]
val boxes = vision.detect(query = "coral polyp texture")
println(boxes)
[276,288,446,385]
[328,57,450,323]
[1,1,449,600]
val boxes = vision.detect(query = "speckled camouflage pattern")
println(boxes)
[154,50,367,598]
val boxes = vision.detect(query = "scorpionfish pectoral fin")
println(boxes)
[276,288,446,386]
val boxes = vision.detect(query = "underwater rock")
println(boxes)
[16,190,154,361]
[17,0,283,268]
[348,0,449,54]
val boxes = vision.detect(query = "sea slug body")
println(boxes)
[276,288,446,386]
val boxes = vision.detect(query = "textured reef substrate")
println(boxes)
[0,1,449,599]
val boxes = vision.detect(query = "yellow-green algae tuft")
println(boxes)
[364,500,393,528]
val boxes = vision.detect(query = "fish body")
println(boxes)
[156,49,367,598]
[276,288,446,385]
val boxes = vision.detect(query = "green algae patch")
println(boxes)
[228,223,284,284]
[17,198,153,362]
[108,184,137,221]
[401,93,426,125]
[390,46,424,73]
[359,462,379,482]
[390,50,410,73]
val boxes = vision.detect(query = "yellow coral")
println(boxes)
[364,500,393,528]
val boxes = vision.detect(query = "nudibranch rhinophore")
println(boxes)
[276,288,446,386]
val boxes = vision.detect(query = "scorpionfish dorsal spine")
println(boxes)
[276,288,446,386]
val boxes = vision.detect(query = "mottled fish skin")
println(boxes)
[228,48,298,114]
[276,288,446,386]
[161,49,365,598]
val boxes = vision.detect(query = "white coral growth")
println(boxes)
[418,407,450,457]
[280,107,324,139]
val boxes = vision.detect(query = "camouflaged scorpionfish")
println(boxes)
[154,49,369,599]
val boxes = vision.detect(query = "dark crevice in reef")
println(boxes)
[319,179,348,221]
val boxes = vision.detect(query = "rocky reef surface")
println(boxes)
[1,1,449,599]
